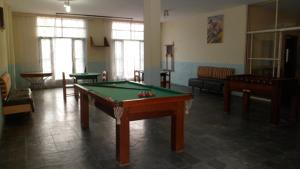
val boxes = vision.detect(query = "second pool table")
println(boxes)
[75,81,193,166]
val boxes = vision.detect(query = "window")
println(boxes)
[114,40,144,79]
[112,22,144,40]
[246,0,300,78]
[37,17,86,38]
[112,22,144,80]
[37,17,86,79]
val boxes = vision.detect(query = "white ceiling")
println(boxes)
[8,0,264,20]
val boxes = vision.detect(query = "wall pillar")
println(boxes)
[144,0,161,86]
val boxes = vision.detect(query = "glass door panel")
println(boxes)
[53,38,73,79]
[40,39,52,73]
[115,41,124,78]
[74,40,85,73]
[251,60,275,76]
[114,40,144,80]
[140,42,144,70]
[252,33,276,58]
[124,41,139,79]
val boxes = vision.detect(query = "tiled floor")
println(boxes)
[0,87,299,169]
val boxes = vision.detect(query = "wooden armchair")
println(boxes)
[134,70,144,83]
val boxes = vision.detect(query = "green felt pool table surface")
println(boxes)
[69,73,100,77]
[78,81,186,102]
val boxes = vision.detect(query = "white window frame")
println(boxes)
[39,37,87,79]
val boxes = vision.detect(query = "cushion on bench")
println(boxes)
[0,72,34,115]
[4,89,33,106]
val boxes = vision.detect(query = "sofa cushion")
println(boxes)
[188,78,203,86]
[4,88,32,106]
[9,89,32,99]
[4,95,33,106]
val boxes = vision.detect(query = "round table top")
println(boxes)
[20,72,53,78]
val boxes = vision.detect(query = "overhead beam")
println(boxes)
[56,13,133,20]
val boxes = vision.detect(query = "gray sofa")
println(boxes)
[188,66,234,94]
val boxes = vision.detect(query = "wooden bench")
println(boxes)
[0,72,34,115]
[188,66,234,94]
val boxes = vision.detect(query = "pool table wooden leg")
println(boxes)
[116,115,130,166]
[171,102,184,152]
[80,93,89,129]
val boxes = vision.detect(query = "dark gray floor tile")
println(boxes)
[0,87,299,169]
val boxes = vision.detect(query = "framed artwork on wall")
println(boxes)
[0,7,4,30]
[207,15,224,43]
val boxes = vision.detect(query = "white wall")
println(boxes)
[161,5,247,86]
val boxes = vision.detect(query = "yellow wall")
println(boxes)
[161,5,247,85]
[0,0,14,138]
[13,14,39,70]
[86,18,111,72]
[0,0,8,73]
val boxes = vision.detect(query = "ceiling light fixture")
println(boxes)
[64,0,71,13]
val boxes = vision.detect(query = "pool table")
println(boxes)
[75,81,193,166]
[69,72,100,83]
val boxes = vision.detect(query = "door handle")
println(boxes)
[286,49,289,63]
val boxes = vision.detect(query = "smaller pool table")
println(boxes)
[75,81,192,166]
[69,72,100,83]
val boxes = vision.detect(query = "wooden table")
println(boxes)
[20,72,52,89]
[75,81,192,166]
[224,74,298,125]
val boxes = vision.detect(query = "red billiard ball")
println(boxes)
[138,91,146,98]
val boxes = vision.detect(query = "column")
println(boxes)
[144,0,161,86]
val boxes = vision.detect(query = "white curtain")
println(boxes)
[110,21,144,80]
[110,39,117,80]
[37,17,86,80]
